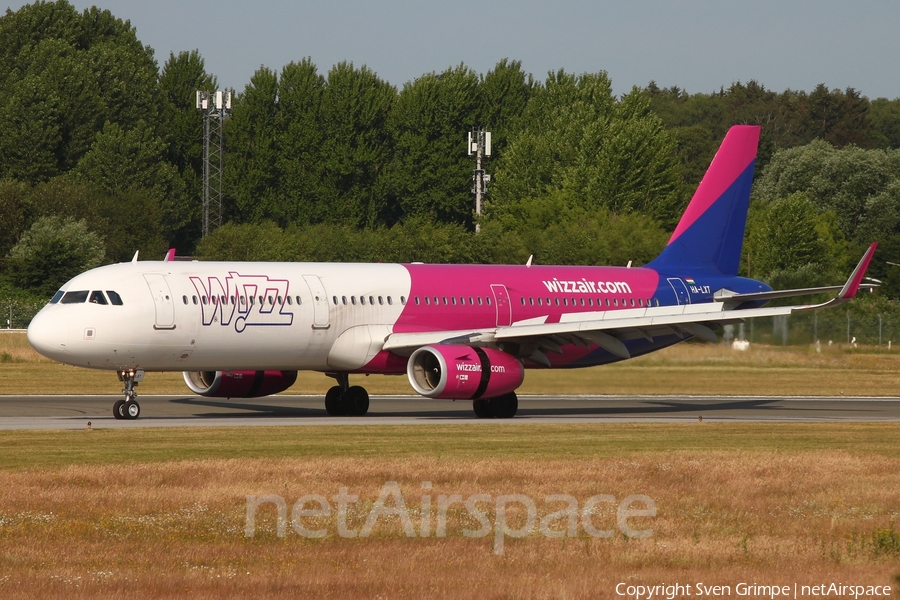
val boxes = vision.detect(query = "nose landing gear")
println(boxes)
[113,369,143,420]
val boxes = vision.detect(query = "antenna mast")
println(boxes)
[196,90,231,237]
[468,128,491,232]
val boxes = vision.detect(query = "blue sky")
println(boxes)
[8,0,900,99]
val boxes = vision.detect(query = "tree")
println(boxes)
[491,72,681,228]
[73,120,188,254]
[274,59,326,227]
[315,62,395,227]
[158,50,217,250]
[755,140,900,243]
[226,66,281,224]
[0,180,31,259]
[6,216,105,297]
[386,64,482,225]
[0,1,161,183]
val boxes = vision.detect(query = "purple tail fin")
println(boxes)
[648,125,760,275]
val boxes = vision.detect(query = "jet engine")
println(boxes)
[183,370,298,398]
[407,345,524,400]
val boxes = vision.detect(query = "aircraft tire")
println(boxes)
[325,386,345,416]
[489,393,518,419]
[124,400,140,420]
[113,400,126,420]
[342,386,369,416]
[472,398,494,418]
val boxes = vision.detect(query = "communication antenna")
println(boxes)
[468,128,491,232]
[196,90,232,237]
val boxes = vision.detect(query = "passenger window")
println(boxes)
[477,297,483,306]
[342,296,347,305]
[469,297,474,305]
[401,296,406,305]
[351,296,357,305]
[379,296,384,305]
[333,296,338,305]
[451,297,456,306]
[61,291,89,304]
[486,297,492,306]
[369,296,375,305]
[415,297,420,305]
[89,291,108,305]
[443,297,448,305]
[296,296,302,305]
[387,296,393,305]
[286,296,292,305]
[182,295,188,305]
[50,290,64,304]
[360,296,366,305]
[425,297,430,305]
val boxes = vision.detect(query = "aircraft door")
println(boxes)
[144,273,176,329]
[491,284,512,327]
[303,275,330,329]
[666,278,691,305]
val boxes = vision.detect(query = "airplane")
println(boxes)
[26,125,877,420]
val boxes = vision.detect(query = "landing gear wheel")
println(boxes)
[488,392,518,419]
[113,399,126,420]
[342,386,370,416]
[325,386,345,416]
[124,400,140,420]
[472,398,494,418]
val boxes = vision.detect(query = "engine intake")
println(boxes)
[183,370,298,398]
[407,345,524,400]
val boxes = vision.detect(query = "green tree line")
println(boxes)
[3,0,900,310]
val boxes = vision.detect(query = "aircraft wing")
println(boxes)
[383,243,877,363]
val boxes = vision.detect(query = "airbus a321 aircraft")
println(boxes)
[27,126,876,420]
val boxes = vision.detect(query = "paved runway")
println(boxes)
[1,394,900,429]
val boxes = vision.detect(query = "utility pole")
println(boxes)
[196,90,231,237]
[468,128,491,232]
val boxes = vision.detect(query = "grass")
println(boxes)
[4,331,900,396]
[0,423,899,598]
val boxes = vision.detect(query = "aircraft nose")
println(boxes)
[27,309,69,361]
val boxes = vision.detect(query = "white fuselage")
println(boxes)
[27,261,412,372]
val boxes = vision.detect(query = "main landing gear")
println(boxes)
[113,369,142,420]
[472,392,518,419]
[324,373,370,416]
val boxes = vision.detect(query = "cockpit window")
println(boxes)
[49,290,64,304]
[60,290,89,304]
[89,291,108,305]
[106,291,123,305]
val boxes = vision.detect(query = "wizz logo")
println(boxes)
[190,273,293,333]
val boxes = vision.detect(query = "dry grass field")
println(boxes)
[3,330,900,396]
[0,424,899,599]
[2,332,900,597]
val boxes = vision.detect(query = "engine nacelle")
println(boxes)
[183,370,298,398]
[407,345,524,400]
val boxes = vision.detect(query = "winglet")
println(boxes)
[838,242,878,299]
[131,250,139,263]
[164,248,176,262]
